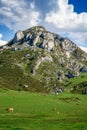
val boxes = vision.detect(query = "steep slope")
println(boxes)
[0,26,87,93]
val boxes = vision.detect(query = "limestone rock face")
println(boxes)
[13,31,24,43]
[47,40,54,51]
[0,26,87,93]
[3,26,87,80]
[33,35,40,46]
[7,26,83,55]
[60,38,77,52]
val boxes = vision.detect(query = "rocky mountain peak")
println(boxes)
[0,26,87,93]
[2,26,87,61]
[7,26,77,52]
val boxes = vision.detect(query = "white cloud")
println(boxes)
[45,0,87,32]
[0,0,40,31]
[0,33,7,46]
[44,0,87,47]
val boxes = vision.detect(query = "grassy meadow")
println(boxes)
[0,90,87,130]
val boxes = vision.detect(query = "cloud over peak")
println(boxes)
[44,0,87,47]
[45,0,87,32]
[0,0,40,31]
[0,0,87,47]
[0,0,87,33]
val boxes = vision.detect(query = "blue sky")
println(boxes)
[69,0,87,13]
[0,0,87,52]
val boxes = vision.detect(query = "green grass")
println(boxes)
[69,73,87,86]
[0,90,87,130]
[63,73,87,92]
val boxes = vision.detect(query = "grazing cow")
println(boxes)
[6,107,14,112]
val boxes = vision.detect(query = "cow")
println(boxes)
[6,107,14,112]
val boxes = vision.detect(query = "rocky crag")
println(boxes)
[0,26,87,93]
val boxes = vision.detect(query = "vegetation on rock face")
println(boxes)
[0,26,87,94]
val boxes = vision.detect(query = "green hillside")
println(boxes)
[0,49,47,93]
[0,48,87,94]
[0,26,87,94]
[63,73,87,94]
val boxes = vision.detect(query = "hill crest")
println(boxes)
[0,26,87,93]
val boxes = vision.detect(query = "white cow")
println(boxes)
[6,107,14,112]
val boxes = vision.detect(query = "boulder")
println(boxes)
[80,66,87,72]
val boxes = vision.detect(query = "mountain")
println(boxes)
[0,26,87,94]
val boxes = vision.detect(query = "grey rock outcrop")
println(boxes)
[60,38,77,52]
[80,66,87,72]
[6,26,86,59]
[13,31,24,43]
[2,26,87,84]
[0,26,87,93]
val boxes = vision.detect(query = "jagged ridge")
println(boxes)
[0,26,87,93]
